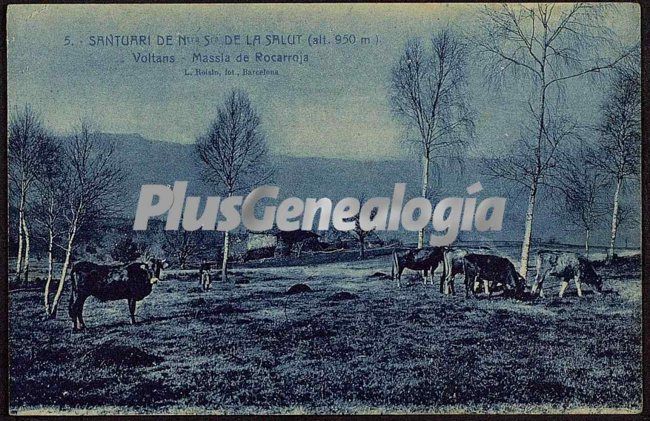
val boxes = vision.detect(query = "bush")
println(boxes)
[111,236,144,263]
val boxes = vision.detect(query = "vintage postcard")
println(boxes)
[6,3,642,415]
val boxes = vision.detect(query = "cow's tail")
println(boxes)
[391,250,397,280]
[68,267,77,319]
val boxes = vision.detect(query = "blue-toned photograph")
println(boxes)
[6,3,642,415]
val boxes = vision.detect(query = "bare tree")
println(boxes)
[478,3,630,277]
[48,121,124,317]
[614,202,639,250]
[348,200,379,259]
[390,28,474,248]
[588,52,641,259]
[162,228,205,269]
[196,90,273,282]
[554,142,608,256]
[31,139,66,313]
[8,105,51,283]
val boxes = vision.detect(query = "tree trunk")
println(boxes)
[584,229,590,257]
[15,204,24,279]
[519,181,538,278]
[44,230,54,315]
[418,153,430,248]
[50,229,75,318]
[608,177,622,260]
[519,72,546,279]
[221,231,230,282]
[22,217,31,283]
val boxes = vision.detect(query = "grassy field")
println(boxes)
[9,251,642,414]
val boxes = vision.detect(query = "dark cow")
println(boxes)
[391,247,445,288]
[440,247,469,295]
[199,261,212,291]
[532,251,602,298]
[68,258,168,331]
[462,254,526,299]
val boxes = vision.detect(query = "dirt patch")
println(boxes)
[285,283,312,295]
[366,271,392,280]
[328,291,359,301]
[87,344,163,368]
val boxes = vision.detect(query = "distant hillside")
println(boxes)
[88,133,639,248]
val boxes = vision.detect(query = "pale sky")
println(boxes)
[7,3,640,159]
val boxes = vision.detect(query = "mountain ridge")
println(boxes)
[83,132,637,247]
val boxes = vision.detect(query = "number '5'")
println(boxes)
[64,36,71,46]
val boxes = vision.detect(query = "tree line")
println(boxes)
[389,4,640,277]
[9,3,641,314]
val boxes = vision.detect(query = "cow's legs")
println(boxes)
[532,280,545,297]
[422,269,429,285]
[70,299,82,331]
[574,274,583,297]
[69,296,79,330]
[464,275,471,298]
[443,273,455,295]
[532,270,549,298]
[484,279,490,295]
[559,279,569,298]
[128,299,137,324]
[443,278,452,295]
[75,296,88,330]
[397,267,404,288]
[471,275,480,298]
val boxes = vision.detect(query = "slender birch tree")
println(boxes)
[588,53,640,260]
[48,121,124,317]
[8,105,52,284]
[390,29,474,248]
[478,3,630,277]
[554,141,608,256]
[32,139,66,313]
[196,90,273,282]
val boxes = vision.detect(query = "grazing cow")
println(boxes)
[391,247,445,288]
[462,254,526,299]
[199,261,212,291]
[68,258,168,331]
[532,251,602,298]
[440,247,469,295]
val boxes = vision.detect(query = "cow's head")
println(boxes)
[583,264,603,293]
[590,274,603,293]
[140,258,168,284]
[509,272,527,299]
[595,276,603,293]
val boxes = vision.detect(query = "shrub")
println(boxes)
[111,236,144,263]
